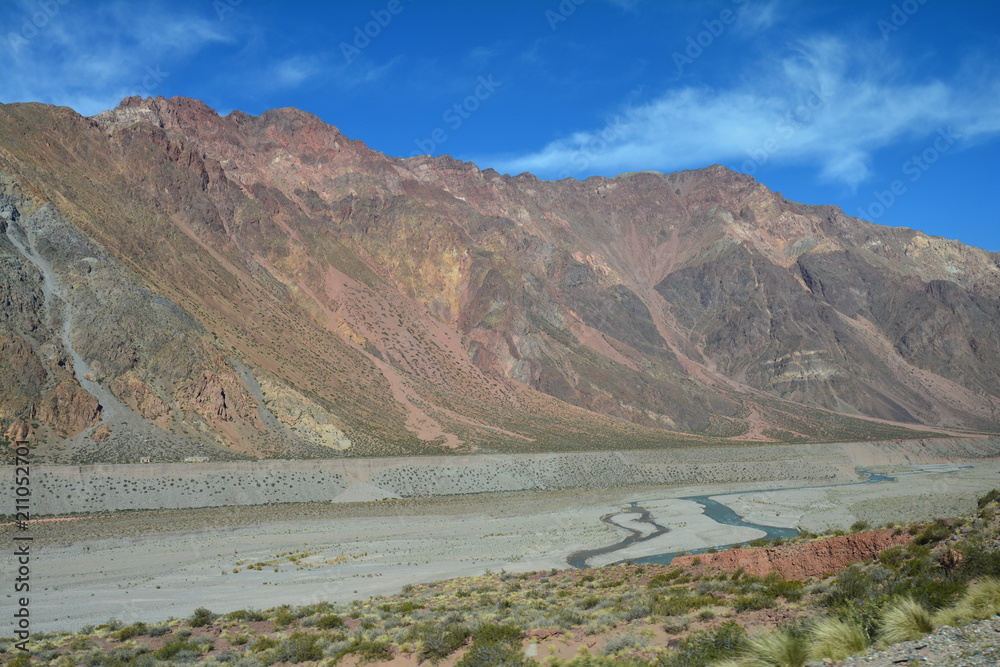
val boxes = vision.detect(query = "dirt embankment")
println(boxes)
[672,529,911,579]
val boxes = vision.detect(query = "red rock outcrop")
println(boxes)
[36,381,102,436]
[672,530,912,580]
[3,418,32,442]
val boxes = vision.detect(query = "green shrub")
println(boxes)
[226,608,266,622]
[251,636,279,652]
[850,520,870,533]
[733,592,775,612]
[976,489,1000,509]
[114,622,148,641]
[663,616,690,634]
[154,638,202,660]
[659,621,748,667]
[190,606,215,628]
[957,542,1000,579]
[338,637,393,662]
[934,577,1000,626]
[272,607,297,629]
[147,625,170,638]
[913,521,951,545]
[456,642,538,666]
[601,632,649,655]
[472,623,523,646]
[272,631,323,663]
[316,613,346,630]
[420,623,471,662]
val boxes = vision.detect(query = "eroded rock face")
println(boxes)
[672,530,912,579]
[2,96,1000,461]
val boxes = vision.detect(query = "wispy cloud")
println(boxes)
[0,2,233,115]
[265,55,322,89]
[734,0,782,36]
[482,35,1000,187]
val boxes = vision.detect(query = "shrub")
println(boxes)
[316,613,346,630]
[663,616,690,634]
[420,623,471,662]
[338,637,393,662]
[456,642,537,666]
[272,631,323,663]
[147,625,170,638]
[808,617,869,661]
[601,632,648,655]
[251,636,279,652]
[850,520,870,533]
[226,609,266,622]
[957,542,1000,579]
[472,623,523,646]
[913,522,951,545]
[659,622,747,667]
[733,593,775,612]
[879,598,935,645]
[190,607,216,628]
[154,638,202,660]
[114,622,148,641]
[272,607,297,629]
[976,489,1000,509]
[934,577,1000,626]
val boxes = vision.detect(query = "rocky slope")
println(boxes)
[1,96,998,461]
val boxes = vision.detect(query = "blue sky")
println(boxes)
[2,0,998,251]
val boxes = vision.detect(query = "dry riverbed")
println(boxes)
[2,441,999,634]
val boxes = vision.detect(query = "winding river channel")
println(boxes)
[567,470,896,568]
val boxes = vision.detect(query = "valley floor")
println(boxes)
[2,441,998,634]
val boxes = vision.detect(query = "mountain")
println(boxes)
[1,96,997,463]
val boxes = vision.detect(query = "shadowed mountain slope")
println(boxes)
[1,97,996,462]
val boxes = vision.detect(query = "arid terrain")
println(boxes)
[4,438,998,635]
[2,97,1000,464]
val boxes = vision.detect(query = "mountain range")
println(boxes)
[1,96,998,463]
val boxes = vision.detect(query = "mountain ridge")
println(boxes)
[1,96,997,462]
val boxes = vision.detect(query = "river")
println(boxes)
[567,470,897,568]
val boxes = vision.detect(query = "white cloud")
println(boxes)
[485,36,1000,187]
[0,2,234,115]
[734,0,781,36]
[266,55,322,89]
